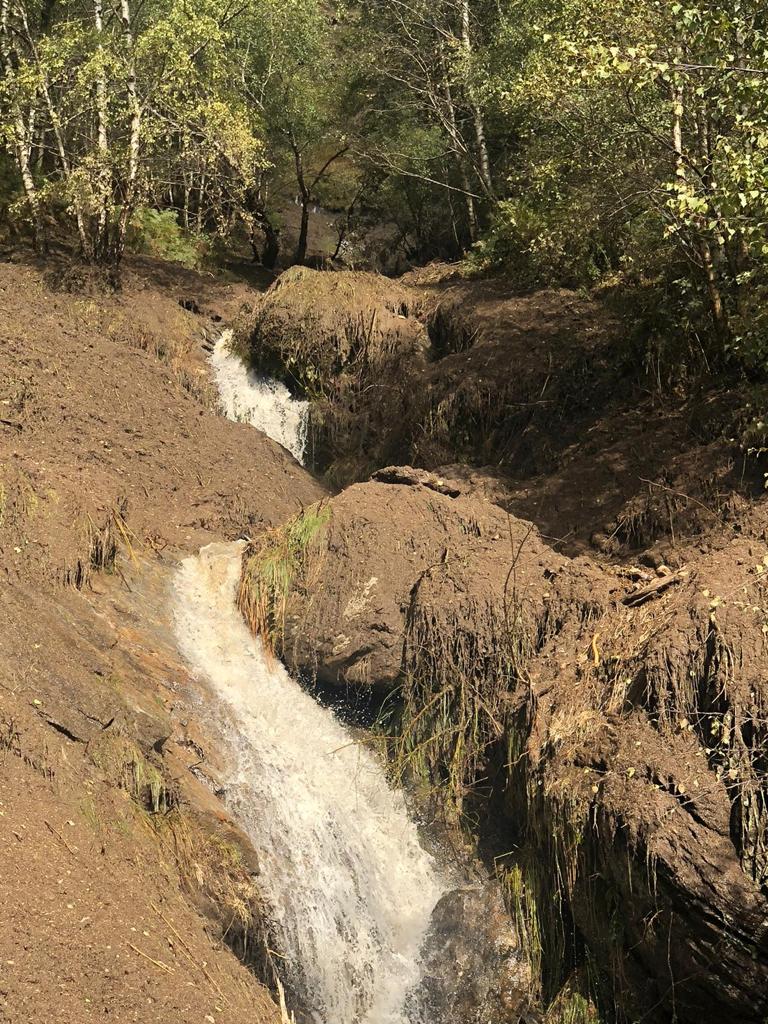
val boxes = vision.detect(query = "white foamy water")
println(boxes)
[172,333,448,1021]
[173,543,446,1023]
[210,329,310,464]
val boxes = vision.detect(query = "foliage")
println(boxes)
[0,0,275,271]
[467,196,608,286]
[486,0,768,350]
[128,208,206,268]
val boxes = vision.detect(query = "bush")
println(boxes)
[128,207,207,268]
[467,196,608,288]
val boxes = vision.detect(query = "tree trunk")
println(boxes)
[16,3,91,256]
[196,161,208,233]
[291,140,310,265]
[246,182,280,269]
[699,237,728,339]
[94,0,111,259]
[332,188,362,262]
[296,203,310,266]
[671,81,728,339]
[439,54,477,244]
[459,0,494,199]
[15,114,46,253]
[113,0,142,270]
[261,218,280,269]
[0,0,46,252]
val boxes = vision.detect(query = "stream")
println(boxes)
[172,334,448,1023]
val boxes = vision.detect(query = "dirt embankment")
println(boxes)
[0,255,325,1023]
[232,263,768,1024]
[235,265,756,564]
[239,467,768,1023]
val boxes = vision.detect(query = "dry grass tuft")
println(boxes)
[391,587,528,820]
[89,731,176,814]
[65,498,138,590]
[167,813,275,975]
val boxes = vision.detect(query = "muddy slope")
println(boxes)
[0,256,325,1022]
[235,266,755,562]
[0,258,322,586]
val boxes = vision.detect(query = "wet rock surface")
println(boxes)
[408,887,532,1024]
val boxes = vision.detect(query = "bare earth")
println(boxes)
[0,254,324,1023]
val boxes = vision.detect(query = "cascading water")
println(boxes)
[210,329,310,464]
[174,544,446,1023]
[173,337,448,1022]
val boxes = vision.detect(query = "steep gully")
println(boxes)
[172,333,450,1023]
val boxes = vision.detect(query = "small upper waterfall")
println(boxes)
[210,329,310,464]
[173,336,448,1022]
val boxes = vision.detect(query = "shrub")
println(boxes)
[467,195,609,288]
[128,207,207,268]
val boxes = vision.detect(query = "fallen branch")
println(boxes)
[623,572,684,607]
[43,819,77,856]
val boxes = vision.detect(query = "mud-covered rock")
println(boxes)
[270,478,603,691]
[232,266,427,395]
[407,887,532,1024]
[234,267,619,488]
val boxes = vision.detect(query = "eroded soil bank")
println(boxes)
[4,250,768,1024]
[0,254,324,1022]
[236,268,768,1023]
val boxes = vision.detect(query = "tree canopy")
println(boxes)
[1,0,767,354]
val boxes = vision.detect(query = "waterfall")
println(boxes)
[173,335,448,1022]
[173,544,446,1023]
[210,329,310,464]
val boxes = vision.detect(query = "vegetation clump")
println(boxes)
[238,503,331,657]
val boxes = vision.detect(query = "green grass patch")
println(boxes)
[238,502,330,656]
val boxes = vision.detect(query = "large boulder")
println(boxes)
[232,268,431,483]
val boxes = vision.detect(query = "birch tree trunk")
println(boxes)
[16,2,91,256]
[114,0,142,267]
[0,0,46,251]
[94,0,111,258]
[13,112,45,252]
[439,61,477,243]
[459,0,494,199]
